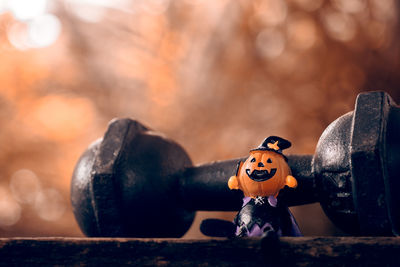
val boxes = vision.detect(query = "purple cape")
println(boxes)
[235,196,302,237]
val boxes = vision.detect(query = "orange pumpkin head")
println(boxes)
[228,136,297,198]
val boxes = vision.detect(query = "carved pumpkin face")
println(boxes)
[236,150,291,198]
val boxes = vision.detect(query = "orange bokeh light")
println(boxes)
[22,95,96,141]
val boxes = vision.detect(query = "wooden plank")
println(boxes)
[0,237,399,266]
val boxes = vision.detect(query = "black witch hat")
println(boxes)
[250,136,291,160]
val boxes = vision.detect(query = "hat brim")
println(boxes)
[249,147,288,162]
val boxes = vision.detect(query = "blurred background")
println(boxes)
[0,0,399,238]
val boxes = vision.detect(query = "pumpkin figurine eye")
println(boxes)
[251,158,256,163]
[267,158,272,163]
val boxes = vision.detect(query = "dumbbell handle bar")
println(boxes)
[178,154,316,211]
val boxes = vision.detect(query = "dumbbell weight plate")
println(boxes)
[71,119,195,237]
[313,91,400,236]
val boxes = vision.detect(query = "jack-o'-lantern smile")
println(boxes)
[246,168,277,182]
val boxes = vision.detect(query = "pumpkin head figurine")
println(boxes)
[228,136,298,198]
[228,136,301,237]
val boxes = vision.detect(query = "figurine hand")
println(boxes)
[228,176,239,190]
[285,175,298,188]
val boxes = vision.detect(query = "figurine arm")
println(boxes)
[285,175,298,188]
[228,161,243,190]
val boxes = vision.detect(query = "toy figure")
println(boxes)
[228,136,302,237]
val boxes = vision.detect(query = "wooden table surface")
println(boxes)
[0,237,399,266]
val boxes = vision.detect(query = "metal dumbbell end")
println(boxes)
[313,91,400,235]
[71,120,195,237]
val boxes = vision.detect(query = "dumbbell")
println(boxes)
[71,91,400,237]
